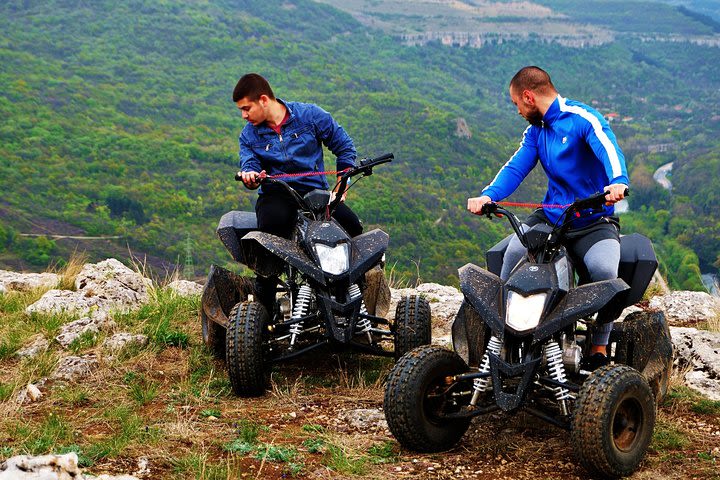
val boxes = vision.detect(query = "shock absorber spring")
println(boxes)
[349,283,372,342]
[289,285,313,347]
[470,335,502,406]
[544,341,573,415]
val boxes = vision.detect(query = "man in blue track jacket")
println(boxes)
[467,66,629,369]
[233,73,362,314]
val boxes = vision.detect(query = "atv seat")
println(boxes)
[217,211,258,265]
[485,232,657,309]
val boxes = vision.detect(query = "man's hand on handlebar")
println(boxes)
[467,195,493,215]
[603,183,628,204]
[238,170,265,190]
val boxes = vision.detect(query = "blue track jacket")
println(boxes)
[482,95,629,227]
[239,99,356,193]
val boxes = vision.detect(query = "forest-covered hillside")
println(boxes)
[0,0,718,289]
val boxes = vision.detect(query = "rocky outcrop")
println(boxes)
[167,279,203,296]
[26,259,150,317]
[670,327,720,401]
[0,453,139,480]
[0,270,59,292]
[55,313,116,349]
[649,291,720,325]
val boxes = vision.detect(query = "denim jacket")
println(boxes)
[239,99,356,194]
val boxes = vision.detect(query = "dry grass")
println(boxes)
[50,251,89,291]
[706,309,720,332]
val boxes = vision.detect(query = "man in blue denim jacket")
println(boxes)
[233,73,362,313]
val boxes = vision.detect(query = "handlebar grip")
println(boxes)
[371,153,394,163]
[234,173,242,182]
[360,153,394,167]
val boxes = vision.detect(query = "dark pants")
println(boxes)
[253,188,363,313]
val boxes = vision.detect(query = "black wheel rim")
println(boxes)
[424,375,465,424]
[612,396,644,452]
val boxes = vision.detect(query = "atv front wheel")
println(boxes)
[384,345,471,452]
[393,295,431,360]
[201,309,225,359]
[226,301,269,397]
[571,364,655,478]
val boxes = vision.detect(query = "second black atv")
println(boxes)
[200,153,431,396]
[383,191,673,479]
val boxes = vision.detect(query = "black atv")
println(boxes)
[383,191,673,479]
[200,153,431,396]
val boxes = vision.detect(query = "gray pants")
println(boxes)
[501,226,620,346]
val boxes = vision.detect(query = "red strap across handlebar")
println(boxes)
[263,168,351,180]
[497,201,571,209]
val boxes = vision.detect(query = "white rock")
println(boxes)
[16,335,49,358]
[103,333,148,351]
[342,408,388,431]
[55,315,116,349]
[166,279,203,297]
[51,355,98,382]
[16,383,42,404]
[670,326,720,400]
[0,270,59,293]
[650,291,720,324]
[0,453,79,479]
[74,259,151,312]
[26,289,105,317]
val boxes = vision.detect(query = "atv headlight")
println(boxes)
[313,242,350,275]
[505,291,546,333]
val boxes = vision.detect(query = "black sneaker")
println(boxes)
[582,352,609,371]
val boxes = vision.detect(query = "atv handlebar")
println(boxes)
[328,153,393,212]
[234,153,394,219]
[478,188,630,248]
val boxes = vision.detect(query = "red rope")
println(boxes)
[497,201,570,209]
[265,168,351,179]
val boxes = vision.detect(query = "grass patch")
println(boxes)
[54,385,91,407]
[20,411,75,455]
[368,440,399,464]
[323,443,368,476]
[690,398,720,415]
[68,330,98,354]
[651,420,689,452]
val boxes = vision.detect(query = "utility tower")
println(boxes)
[183,233,195,279]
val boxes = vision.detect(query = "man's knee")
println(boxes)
[583,238,620,282]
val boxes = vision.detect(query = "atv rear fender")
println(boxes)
[200,264,255,328]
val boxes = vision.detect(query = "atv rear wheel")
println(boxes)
[201,309,225,358]
[226,301,269,397]
[394,295,431,360]
[571,364,655,478]
[384,345,471,452]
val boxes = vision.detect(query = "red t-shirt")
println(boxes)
[269,109,290,134]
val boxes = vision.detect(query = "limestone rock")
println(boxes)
[51,355,98,382]
[27,259,153,317]
[16,335,50,359]
[0,270,59,293]
[103,333,148,351]
[74,259,150,312]
[670,326,720,400]
[55,315,116,349]
[390,283,463,345]
[342,408,388,431]
[26,289,105,317]
[166,279,203,297]
[0,453,80,479]
[16,383,42,404]
[650,291,719,325]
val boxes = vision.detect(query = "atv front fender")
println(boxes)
[458,263,504,338]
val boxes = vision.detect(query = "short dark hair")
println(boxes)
[232,73,275,102]
[510,66,556,95]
